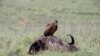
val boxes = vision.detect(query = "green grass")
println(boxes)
[0,0,100,56]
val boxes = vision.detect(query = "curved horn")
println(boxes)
[67,34,75,45]
[55,20,58,23]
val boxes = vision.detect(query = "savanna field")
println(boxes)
[0,0,100,56]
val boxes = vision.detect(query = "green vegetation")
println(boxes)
[0,0,100,56]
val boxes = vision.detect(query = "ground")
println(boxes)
[0,0,100,56]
